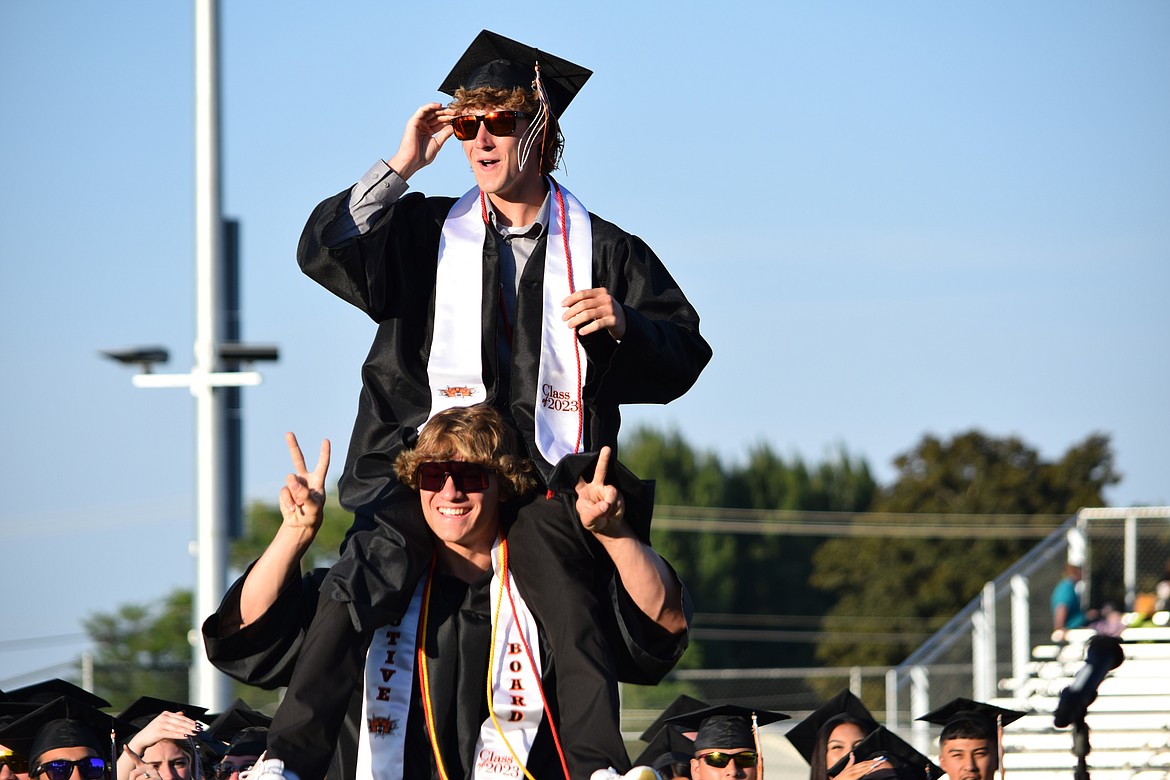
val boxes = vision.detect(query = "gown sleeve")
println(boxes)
[201,565,328,689]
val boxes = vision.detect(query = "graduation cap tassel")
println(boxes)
[188,736,201,780]
[997,714,1005,780]
[752,712,764,780]
[518,62,551,173]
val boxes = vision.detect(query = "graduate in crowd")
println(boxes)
[917,699,1025,780]
[115,697,214,780]
[784,689,882,780]
[665,705,789,780]
[207,405,687,780]
[204,702,269,780]
[0,698,132,780]
[822,728,942,780]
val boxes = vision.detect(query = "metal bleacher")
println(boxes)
[992,624,1170,780]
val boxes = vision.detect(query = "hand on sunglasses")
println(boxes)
[387,102,457,182]
[574,446,625,535]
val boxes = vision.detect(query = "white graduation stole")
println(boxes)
[357,538,544,780]
[357,584,424,780]
[426,181,593,464]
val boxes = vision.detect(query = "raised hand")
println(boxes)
[279,432,330,535]
[562,287,627,339]
[386,102,456,180]
[574,446,626,535]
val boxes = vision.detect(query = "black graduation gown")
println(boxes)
[297,186,713,512]
[202,526,689,780]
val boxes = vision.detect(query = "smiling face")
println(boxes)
[825,721,867,770]
[419,459,501,559]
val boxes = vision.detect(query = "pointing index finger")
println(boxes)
[592,446,612,488]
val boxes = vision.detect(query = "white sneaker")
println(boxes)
[238,757,301,780]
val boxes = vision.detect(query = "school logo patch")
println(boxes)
[438,386,476,398]
[367,716,399,736]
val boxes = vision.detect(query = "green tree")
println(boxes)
[83,494,354,707]
[810,430,1119,670]
[621,427,876,670]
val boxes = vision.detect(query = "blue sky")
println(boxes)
[2,1,1167,686]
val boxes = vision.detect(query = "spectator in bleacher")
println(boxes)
[917,698,1024,780]
[1051,564,1092,642]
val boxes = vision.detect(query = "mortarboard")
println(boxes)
[118,697,225,764]
[665,704,789,752]
[1,702,42,773]
[118,697,209,728]
[827,727,943,780]
[917,699,1025,780]
[784,688,880,763]
[206,701,271,757]
[916,698,1025,743]
[438,30,591,118]
[3,680,111,709]
[638,695,709,743]
[0,696,133,771]
[633,695,709,766]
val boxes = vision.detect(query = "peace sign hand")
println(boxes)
[574,446,626,536]
[279,432,330,535]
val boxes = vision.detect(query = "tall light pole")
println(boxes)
[193,0,228,710]
[103,0,277,711]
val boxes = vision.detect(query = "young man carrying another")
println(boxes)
[208,407,685,780]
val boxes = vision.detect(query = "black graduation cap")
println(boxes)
[118,697,210,728]
[547,450,656,544]
[633,695,709,766]
[438,30,592,117]
[827,727,943,780]
[3,680,111,709]
[0,697,133,771]
[650,751,694,778]
[1,702,42,773]
[665,704,789,752]
[785,689,880,763]
[206,700,271,757]
[916,698,1025,744]
[118,697,225,763]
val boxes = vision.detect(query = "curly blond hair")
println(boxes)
[450,85,563,175]
[394,404,536,499]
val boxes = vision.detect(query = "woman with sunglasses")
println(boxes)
[205,405,686,780]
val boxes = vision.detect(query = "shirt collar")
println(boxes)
[485,191,551,241]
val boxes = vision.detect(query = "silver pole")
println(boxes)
[193,0,231,710]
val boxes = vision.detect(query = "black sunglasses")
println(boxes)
[700,751,758,769]
[415,461,492,493]
[450,111,530,141]
[31,758,107,780]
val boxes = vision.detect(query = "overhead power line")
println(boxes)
[650,506,1068,538]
